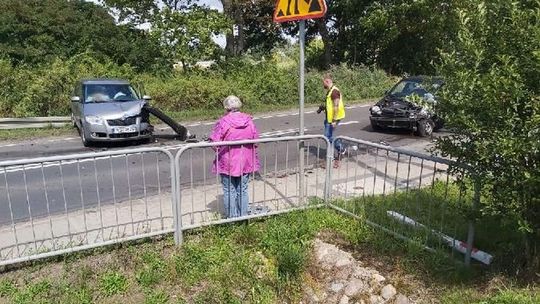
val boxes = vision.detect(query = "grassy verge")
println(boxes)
[0,99,376,142]
[0,202,537,303]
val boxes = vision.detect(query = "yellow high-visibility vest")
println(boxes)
[326,86,345,123]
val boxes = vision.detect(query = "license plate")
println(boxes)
[112,126,137,134]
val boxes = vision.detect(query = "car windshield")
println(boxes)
[84,84,139,103]
[388,79,441,98]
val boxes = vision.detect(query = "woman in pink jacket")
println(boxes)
[209,96,260,218]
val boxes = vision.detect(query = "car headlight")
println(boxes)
[85,115,104,125]
[371,106,382,115]
[419,108,428,116]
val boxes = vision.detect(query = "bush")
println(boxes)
[0,55,394,117]
[436,0,540,272]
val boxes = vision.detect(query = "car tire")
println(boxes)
[79,125,92,147]
[370,120,383,131]
[416,119,434,137]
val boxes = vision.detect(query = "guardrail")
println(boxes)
[0,117,71,130]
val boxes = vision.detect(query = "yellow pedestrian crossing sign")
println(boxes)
[273,0,327,23]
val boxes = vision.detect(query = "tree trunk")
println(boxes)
[221,0,245,56]
[222,0,234,56]
[316,18,332,68]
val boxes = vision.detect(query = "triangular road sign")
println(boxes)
[273,0,327,23]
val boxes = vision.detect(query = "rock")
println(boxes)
[339,295,350,304]
[369,295,384,304]
[335,255,354,268]
[395,294,410,304]
[380,284,397,300]
[330,282,345,293]
[335,267,353,280]
[372,273,386,283]
[344,278,366,297]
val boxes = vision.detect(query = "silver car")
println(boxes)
[70,79,153,146]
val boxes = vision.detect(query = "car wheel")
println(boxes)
[416,119,434,137]
[370,120,382,131]
[79,126,92,147]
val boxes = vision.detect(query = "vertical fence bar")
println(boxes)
[76,159,89,242]
[109,156,120,238]
[324,139,333,202]
[382,150,389,196]
[21,165,38,252]
[58,160,73,243]
[3,167,21,257]
[125,155,135,235]
[202,149,208,222]
[141,153,150,232]
[93,157,104,241]
[40,164,56,250]
[155,153,164,230]
[263,145,268,209]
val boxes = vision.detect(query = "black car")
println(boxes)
[369,76,444,137]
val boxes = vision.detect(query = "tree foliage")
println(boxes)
[0,0,162,71]
[436,0,540,270]
[152,6,230,69]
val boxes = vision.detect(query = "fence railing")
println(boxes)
[0,148,175,266]
[329,136,483,266]
[173,135,331,244]
[0,135,483,267]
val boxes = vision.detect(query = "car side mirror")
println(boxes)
[71,96,80,102]
[143,95,152,101]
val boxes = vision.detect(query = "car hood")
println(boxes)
[83,100,146,119]
[378,95,412,109]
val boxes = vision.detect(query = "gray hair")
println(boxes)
[223,95,242,111]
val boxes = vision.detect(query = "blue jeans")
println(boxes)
[220,174,250,218]
[324,119,344,156]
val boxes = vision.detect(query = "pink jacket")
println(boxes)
[209,111,260,177]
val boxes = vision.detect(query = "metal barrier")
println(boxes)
[0,134,481,267]
[173,135,331,244]
[0,148,176,266]
[328,136,480,265]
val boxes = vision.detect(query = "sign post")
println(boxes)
[274,0,327,204]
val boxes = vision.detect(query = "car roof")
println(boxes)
[80,79,130,85]
[402,75,444,83]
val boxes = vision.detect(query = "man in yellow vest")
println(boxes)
[320,74,346,168]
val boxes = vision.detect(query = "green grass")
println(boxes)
[0,204,536,303]
[0,99,376,141]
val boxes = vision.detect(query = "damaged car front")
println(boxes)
[369,76,444,137]
[71,79,153,146]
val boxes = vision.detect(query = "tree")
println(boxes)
[436,0,540,271]
[0,0,163,71]
[152,6,230,70]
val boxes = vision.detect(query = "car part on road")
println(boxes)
[143,105,187,141]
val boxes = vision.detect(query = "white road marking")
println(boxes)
[339,120,360,126]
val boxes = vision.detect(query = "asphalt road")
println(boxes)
[0,103,446,225]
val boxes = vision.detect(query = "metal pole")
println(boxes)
[298,20,306,204]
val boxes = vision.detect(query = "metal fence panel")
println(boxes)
[329,136,477,263]
[0,148,175,266]
[173,135,330,244]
